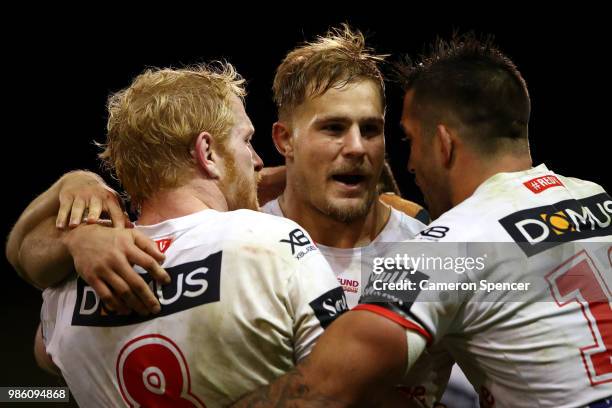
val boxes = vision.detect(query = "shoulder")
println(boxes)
[224,209,307,239]
[220,209,320,262]
[392,207,428,234]
[412,190,517,242]
[260,198,283,217]
[555,174,608,197]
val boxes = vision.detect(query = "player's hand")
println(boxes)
[62,224,170,315]
[56,170,129,230]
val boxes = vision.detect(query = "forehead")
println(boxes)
[298,80,384,120]
[401,90,416,118]
[400,89,418,129]
[228,94,254,135]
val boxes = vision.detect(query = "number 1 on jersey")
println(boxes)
[547,249,612,386]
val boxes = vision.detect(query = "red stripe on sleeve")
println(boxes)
[353,304,432,345]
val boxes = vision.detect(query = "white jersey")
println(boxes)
[358,164,612,408]
[262,198,480,407]
[40,209,347,408]
[261,198,426,307]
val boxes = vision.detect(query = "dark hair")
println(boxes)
[397,33,530,152]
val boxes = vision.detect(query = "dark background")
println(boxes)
[2,8,609,406]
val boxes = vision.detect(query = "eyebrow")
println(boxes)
[314,115,384,126]
[241,126,255,139]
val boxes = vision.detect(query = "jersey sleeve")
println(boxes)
[287,241,348,362]
[356,239,469,345]
[399,344,455,406]
[40,288,59,350]
[250,216,349,363]
[40,279,77,372]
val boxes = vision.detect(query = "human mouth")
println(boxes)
[332,174,366,185]
[330,173,368,192]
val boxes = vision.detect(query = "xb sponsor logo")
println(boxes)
[280,228,317,259]
[419,226,449,240]
[500,193,612,256]
[280,228,311,255]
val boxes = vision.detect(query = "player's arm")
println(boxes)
[233,309,427,407]
[258,166,286,205]
[379,193,430,224]
[6,171,169,314]
[6,170,127,287]
[34,323,60,376]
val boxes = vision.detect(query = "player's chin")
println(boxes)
[324,195,373,220]
[326,190,370,206]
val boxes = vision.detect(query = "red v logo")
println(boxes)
[155,238,173,254]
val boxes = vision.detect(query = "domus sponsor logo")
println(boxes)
[500,193,612,256]
[72,252,222,327]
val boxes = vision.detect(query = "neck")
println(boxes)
[138,179,228,225]
[279,185,390,248]
[450,151,532,207]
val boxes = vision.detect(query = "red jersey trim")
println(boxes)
[353,304,433,345]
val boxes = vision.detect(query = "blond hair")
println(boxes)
[273,24,386,120]
[99,62,245,205]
